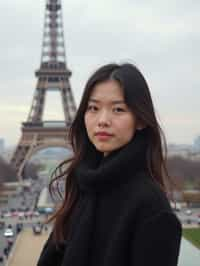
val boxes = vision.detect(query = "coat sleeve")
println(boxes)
[37,232,66,266]
[130,211,182,266]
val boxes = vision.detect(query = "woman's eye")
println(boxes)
[87,105,98,112]
[113,107,125,113]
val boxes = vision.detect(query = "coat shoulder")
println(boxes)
[127,171,175,219]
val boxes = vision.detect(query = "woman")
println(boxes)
[37,63,182,266]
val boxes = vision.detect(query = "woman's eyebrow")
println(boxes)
[89,98,125,104]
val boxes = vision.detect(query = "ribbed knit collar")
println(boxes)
[76,129,148,194]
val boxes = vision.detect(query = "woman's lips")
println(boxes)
[95,132,113,140]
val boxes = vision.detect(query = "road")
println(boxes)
[176,207,200,226]
[0,177,48,265]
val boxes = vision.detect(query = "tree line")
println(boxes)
[167,155,200,190]
[0,154,199,190]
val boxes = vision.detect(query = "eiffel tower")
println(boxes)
[10,0,76,179]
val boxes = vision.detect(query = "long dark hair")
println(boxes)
[48,63,175,243]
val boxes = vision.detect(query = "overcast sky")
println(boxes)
[0,0,200,146]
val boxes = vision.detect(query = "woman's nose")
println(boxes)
[97,110,111,127]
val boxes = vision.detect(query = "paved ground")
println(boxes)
[182,223,199,229]
[6,228,49,266]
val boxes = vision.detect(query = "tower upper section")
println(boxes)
[41,0,67,66]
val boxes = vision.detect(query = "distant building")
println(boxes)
[167,144,192,158]
[1,146,15,162]
[0,182,20,205]
[182,189,200,208]
[194,135,200,152]
[168,143,200,161]
[0,181,30,205]
[0,138,5,153]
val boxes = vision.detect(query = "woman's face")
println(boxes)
[84,79,139,156]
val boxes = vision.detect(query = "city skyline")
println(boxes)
[0,0,200,146]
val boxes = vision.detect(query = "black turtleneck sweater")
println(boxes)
[37,130,182,266]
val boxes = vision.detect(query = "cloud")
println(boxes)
[0,105,29,114]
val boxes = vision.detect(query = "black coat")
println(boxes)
[37,130,182,266]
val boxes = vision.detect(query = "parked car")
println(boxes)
[186,218,191,224]
[3,228,14,238]
[3,212,12,218]
[16,223,23,234]
[44,207,54,214]
[18,212,25,219]
[33,211,40,217]
[7,239,13,247]
[185,209,192,215]
[170,202,181,212]
[32,224,42,235]
[0,221,5,230]
[11,211,19,218]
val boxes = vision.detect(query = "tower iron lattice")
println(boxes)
[11,0,76,179]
